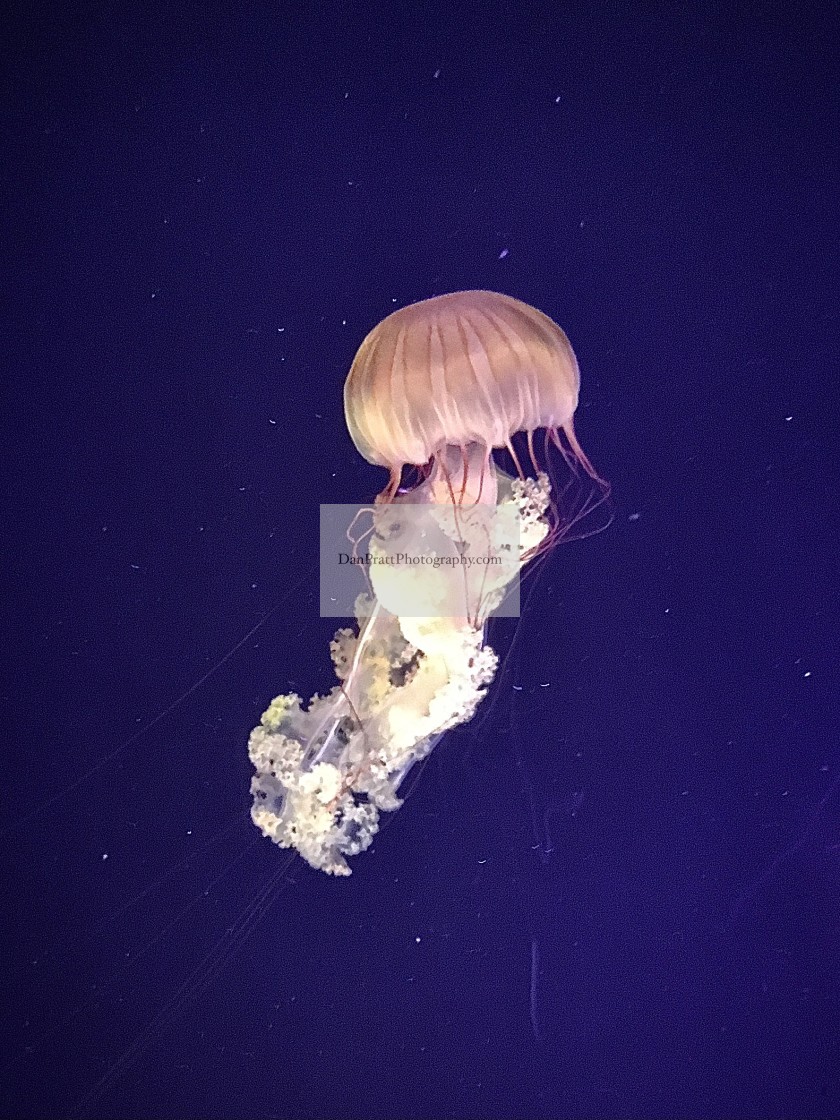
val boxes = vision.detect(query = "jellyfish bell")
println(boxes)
[248,291,610,874]
[343,289,609,547]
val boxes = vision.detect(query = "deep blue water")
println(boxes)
[3,2,839,1118]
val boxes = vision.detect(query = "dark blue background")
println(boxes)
[3,2,838,1118]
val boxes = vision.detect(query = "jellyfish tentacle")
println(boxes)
[248,472,551,875]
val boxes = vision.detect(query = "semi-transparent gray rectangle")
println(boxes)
[320,502,524,618]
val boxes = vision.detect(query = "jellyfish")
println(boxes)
[248,290,608,875]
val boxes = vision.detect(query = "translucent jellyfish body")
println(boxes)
[248,291,608,874]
